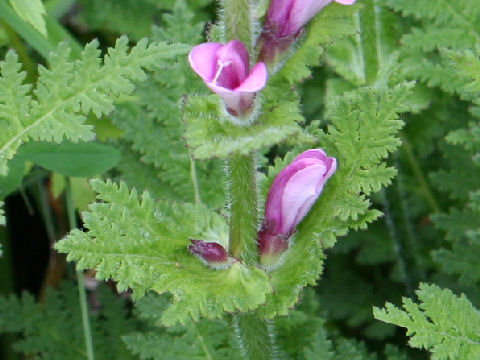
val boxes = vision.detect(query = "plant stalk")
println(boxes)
[227,154,257,264]
[66,178,96,360]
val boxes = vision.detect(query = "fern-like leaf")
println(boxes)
[0,282,139,360]
[374,283,480,360]
[0,37,189,175]
[55,180,271,326]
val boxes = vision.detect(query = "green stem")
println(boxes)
[358,0,379,86]
[227,154,257,264]
[190,156,201,204]
[222,0,253,52]
[232,314,279,360]
[401,136,441,213]
[66,178,96,360]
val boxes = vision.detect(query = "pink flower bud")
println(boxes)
[258,0,357,64]
[189,240,230,269]
[258,149,337,267]
[188,40,268,117]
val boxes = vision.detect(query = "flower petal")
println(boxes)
[188,42,223,82]
[281,162,327,233]
[235,62,268,92]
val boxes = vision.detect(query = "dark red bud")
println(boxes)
[189,240,229,264]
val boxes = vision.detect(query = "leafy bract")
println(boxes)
[184,94,311,159]
[374,283,480,360]
[55,180,272,326]
[259,83,412,317]
[0,37,189,176]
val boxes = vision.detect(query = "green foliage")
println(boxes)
[428,47,480,284]
[384,0,480,93]
[0,37,189,176]
[111,1,225,208]
[78,0,158,40]
[55,180,272,326]
[279,2,360,84]
[374,283,480,360]
[0,200,4,226]
[18,141,120,177]
[442,46,480,104]
[0,282,139,360]
[9,0,47,36]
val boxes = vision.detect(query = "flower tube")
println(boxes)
[189,40,268,117]
[258,149,337,267]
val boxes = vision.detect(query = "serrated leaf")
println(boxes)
[374,283,480,360]
[55,180,272,325]
[0,37,189,176]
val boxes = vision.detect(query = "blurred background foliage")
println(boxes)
[0,0,479,359]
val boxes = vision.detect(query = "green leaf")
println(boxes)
[9,0,47,36]
[55,180,272,326]
[0,37,189,176]
[0,152,25,199]
[18,141,120,177]
[374,283,480,360]
[0,282,139,359]
[0,200,4,226]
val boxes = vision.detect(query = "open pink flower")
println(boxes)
[259,0,356,63]
[189,40,268,116]
[258,149,337,267]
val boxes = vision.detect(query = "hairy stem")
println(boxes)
[232,313,279,360]
[228,154,257,264]
[66,179,95,360]
[222,0,253,52]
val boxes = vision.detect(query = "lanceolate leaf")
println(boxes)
[9,0,47,36]
[55,180,272,326]
[18,141,120,177]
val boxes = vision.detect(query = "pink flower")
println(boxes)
[258,149,337,267]
[259,0,356,63]
[188,40,268,116]
[189,240,230,269]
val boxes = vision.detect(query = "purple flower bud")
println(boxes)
[189,239,230,269]
[188,40,268,117]
[258,149,337,267]
[258,0,357,64]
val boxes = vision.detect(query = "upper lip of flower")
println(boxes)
[188,40,267,94]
